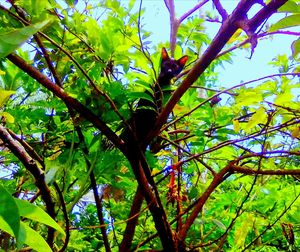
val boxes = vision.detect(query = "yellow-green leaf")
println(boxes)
[234,213,254,248]
[0,90,15,107]
[0,112,15,123]
[274,92,294,104]
[233,119,240,132]
[228,28,243,44]
[245,107,267,133]
[269,14,300,32]
[235,90,263,107]
[291,127,300,138]
[279,1,300,13]
[21,222,52,252]
[212,219,226,230]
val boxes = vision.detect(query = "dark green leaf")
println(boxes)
[0,184,20,243]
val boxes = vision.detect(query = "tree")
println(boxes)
[0,0,300,251]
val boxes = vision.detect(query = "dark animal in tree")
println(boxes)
[122,48,188,148]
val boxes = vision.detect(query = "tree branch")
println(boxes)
[128,158,176,251]
[119,187,144,251]
[212,0,228,20]
[152,0,288,143]
[178,161,234,241]
[152,0,257,141]
[232,165,300,176]
[179,0,209,23]
[0,124,56,246]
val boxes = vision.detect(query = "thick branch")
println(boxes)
[128,158,175,251]
[164,0,177,55]
[152,0,257,140]
[152,0,288,142]
[248,0,288,32]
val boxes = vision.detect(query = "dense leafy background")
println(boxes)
[0,0,300,251]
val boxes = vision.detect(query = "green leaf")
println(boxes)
[212,219,226,230]
[45,165,60,184]
[0,218,52,252]
[234,213,254,248]
[188,187,200,200]
[269,14,300,31]
[21,222,52,252]
[15,198,65,236]
[0,184,20,243]
[0,20,51,58]
[127,91,154,103]
[278,1,300,13]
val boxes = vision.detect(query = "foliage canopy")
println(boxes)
[0,0,300,251]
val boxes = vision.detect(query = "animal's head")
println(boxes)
[160,47,188,79]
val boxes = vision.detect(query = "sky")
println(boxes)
[54,0,298,87]
[139,0,298,86]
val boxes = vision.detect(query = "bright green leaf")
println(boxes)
[0,20,51,58]
[0,184,20,243]
[21,222,52,252]
[127,91,154,103]
[234,213,254,248]
[269,14,300,32]
[15,198,65,236]
[188,187,200,200]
